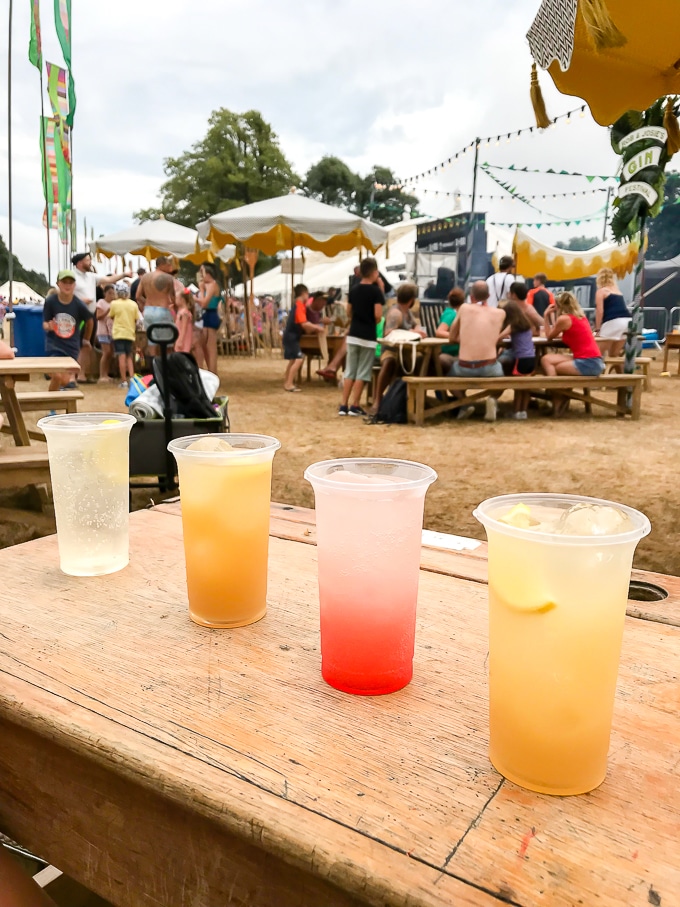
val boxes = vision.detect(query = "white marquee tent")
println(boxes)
[0,281,45,303]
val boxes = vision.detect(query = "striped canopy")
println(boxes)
[197,194,388,256]
[90,220,217,265]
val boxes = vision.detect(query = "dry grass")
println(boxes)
[3,352,680,575]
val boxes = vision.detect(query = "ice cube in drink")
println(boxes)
[475,494,650,795]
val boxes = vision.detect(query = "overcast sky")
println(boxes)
[0,0,623,275]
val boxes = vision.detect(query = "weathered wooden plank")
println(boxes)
[0,510,677,907]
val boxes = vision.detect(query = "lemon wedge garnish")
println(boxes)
[498,503,540,530]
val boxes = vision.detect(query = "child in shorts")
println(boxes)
[109,284,141,388]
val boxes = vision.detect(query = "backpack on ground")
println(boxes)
[153,352,217,419]
[373,378,407,424]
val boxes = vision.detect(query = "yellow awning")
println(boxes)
[529,0,680,125]
[513,229,640,280]
[206,225,383,258]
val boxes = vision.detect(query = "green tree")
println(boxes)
[554,235,601,251]
[354,166,420,226]
[134,109,300,227]
[304,155,359,208]
[0,235,50,295]
[647,171,680,260]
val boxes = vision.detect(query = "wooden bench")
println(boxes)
[604,356,653,391]
[0,389,84,414]
[404,374,645,426]
[0,390,84,442]
[0,448,50,490]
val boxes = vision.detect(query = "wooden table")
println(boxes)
[381,336,448,377]
[0,356,79,446]
[662,331,680,374]
[299,334,346,381]
[0,502,678,907]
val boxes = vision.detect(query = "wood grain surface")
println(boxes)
[0,508,677,907]
[0,357,79,376]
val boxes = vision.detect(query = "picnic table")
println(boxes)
[380,336,449,376]
[0,356,79,446]
[0,501,677,907]
[299,334,346,381]
[662,331,680,374]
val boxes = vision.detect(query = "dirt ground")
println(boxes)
[2,352,679,575]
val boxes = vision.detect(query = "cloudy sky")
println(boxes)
[0,0,622,275]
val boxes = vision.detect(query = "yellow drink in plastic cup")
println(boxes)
[474,493,651,795]
[169,434,280,628]
[37,413,135,576]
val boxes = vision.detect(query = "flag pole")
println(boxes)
[38,71,53,285]
[7,0,15,341]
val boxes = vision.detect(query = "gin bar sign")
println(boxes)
[621,146,663,183]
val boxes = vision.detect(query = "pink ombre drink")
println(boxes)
[305,459,437,695]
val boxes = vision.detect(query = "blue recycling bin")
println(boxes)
[12,305,46,357]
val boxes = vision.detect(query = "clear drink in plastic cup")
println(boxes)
[305,458,437,695]
[474,493,651,795]
[169,434,280,628]
[37,413,136,576]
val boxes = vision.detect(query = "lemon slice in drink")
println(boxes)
[498,503,540,530]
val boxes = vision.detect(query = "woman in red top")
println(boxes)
[542,292,605,377]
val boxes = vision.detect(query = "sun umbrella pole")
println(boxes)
[623,218,646,376]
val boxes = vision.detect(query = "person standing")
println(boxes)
[594,267,631,358]
[195,263,223,375]
[109,285,142,388]
[71,253,130,381]
[42,270,93,391]
[282,284,324,392]
[339,258,384,416]
[486,255,519,307]
[130,267,147,302]
[96,285,116,383]
[175,289,195,354]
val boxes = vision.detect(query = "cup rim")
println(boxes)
[304,457,437,492]
[473,493,651,546]
[37,412,137,432]
[168,433,281,458]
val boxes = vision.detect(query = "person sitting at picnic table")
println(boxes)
[435,287,464,374]
[306,291,332,368]
[369,283,426,416]
[499,282,542,375]
[282,284,325,392]
[526,273,555,317]
[542,291,605,416]
[594,267,631,359]
[448,281,506,421]
[499,300,536,421]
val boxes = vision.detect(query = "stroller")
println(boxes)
[129,322,230,492]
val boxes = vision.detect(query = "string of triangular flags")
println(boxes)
[419,186,609,202]
[488,210,608,228]
[482,163,619,182]
[479,165,609,221]
[400,104,588,186]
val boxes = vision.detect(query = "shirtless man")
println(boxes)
[135,269,177,357]
[449,280,506,421]
[136,256,184,318]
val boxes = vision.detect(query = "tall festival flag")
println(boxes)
[28,0,43,70]
[54,0,76,127]
[40,115,71,242]
[46,62,71,164]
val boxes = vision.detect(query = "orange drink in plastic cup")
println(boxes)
[169,434,280,628]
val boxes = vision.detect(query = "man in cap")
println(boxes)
[71,252,130,380]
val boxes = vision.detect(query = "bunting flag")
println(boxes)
[46,62,71,164]
[54,0,76,127]
[482,163,619,181]
[28,0,43,69]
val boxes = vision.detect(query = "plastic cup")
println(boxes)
[474,493,651,795]
[37,413,136,576]
[169,434,280,628]
[304,458,437,695]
